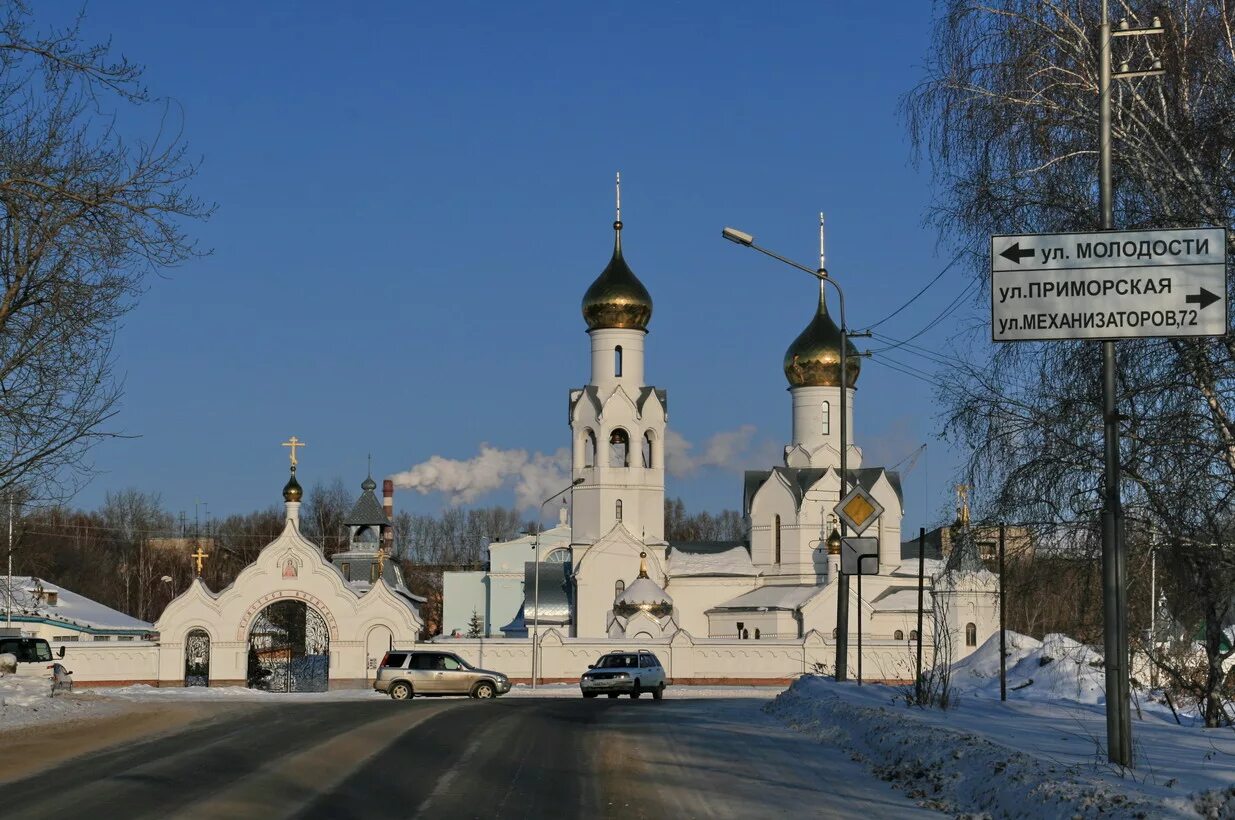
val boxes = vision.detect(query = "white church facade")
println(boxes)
[441,182,999,677]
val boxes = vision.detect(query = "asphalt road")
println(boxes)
[2,695,940,819]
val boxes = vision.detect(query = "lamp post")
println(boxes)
[531,477,584,689]
[722,223,857,680]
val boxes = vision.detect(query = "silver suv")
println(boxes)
[579,650,666,699]
[374,650,511,700]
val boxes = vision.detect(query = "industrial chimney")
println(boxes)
[382,479,394,551]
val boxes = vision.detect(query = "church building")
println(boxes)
[443,180,999,661]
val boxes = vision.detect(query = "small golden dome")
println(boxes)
[784,281,861,388]
[283,468,303,502]
[582,222,653,331]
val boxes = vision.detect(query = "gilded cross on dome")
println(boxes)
[282,436,306,467]
[192,545,209,576]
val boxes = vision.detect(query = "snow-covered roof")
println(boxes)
[709,584,822,612]
[2,576,152,633]
[668,543,758,577]
[869,586,933,613]
[617,576,672,607]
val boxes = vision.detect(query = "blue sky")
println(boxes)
[67,1,975,532]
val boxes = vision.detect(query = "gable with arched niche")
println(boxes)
[154,508,422,688]
[572,523,667,638]
[748,471,802,568]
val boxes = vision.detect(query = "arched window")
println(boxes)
[615,579,625,599]
[965,622,977,646]
[642,431,653,468]
[821,400,830,435]
[910,630,919,641]
[544,548,570,564]
[831,628,838,638]
[610,429,630,467]
[754,628,761,640]
[583,429,597,468]
[615,345,623,377]
[894,630,904,640]
[774,515,782,564]
[742,628,749,640]
[615,499,623,521]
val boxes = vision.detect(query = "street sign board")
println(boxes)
[841,537,879,576]
[991,227,1227,341]
[835,485,884,536]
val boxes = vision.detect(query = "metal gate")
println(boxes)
[247,600,330,693]
[184,629,210,687]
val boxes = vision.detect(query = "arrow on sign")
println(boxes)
[1186,288,1221,310]
[999,242,1035,264]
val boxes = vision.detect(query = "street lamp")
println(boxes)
[722,221,857,680]
[531,477,584,689]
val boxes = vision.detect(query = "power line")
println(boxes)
[862,242,973,331]
[868,279,976,353]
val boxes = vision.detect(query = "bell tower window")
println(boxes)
[610,429,630,467]
[615,499,623,521]
[615,579,625,599]
[642,431,653,468]
[615,345,623,377]
[821,401,830,435]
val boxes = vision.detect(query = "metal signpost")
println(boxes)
[835,483,883,687]
[991,227,1226,342]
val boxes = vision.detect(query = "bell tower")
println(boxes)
[569,174,666,545]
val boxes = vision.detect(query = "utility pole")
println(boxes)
[1098,2,1163,768]
[999,522,1007,702]
[5,493,12,629]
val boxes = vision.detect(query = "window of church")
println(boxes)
[341,562,351,581]
[910,630,919,641]
[583,429,597,468]
[370,563,379,583]
[642,431,653,468]
[965,622,977,646]
[754,628,761,640]
[894,630,904,640]
[609,429,629,467]
[821,401,830,435]
[615,580,625,599]
[832,628,838,638]
[615,345,623,377]
[615,499,623,521]
[774,515,782,564]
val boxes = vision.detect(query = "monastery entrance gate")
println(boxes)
[246,600,330,692]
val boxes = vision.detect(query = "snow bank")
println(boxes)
[767,676,1165,818]
[951,631,1107,704]
[0,668,120,731]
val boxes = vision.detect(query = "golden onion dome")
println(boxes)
[582,221,653,331]
[283,468,303,502]
[783,281,861,388]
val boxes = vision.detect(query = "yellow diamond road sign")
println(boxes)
[835,486,884,536]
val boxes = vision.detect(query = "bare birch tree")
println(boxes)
[0,3,210,500]
[904,0,1235,725]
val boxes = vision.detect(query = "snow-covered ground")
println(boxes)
[766,632,1235,818]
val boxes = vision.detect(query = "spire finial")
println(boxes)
[638,550,649,578]
[818,212,826,271]
[614,171,623,232]
[367,453,372,477]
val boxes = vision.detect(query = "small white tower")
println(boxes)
[570,173,666,545]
